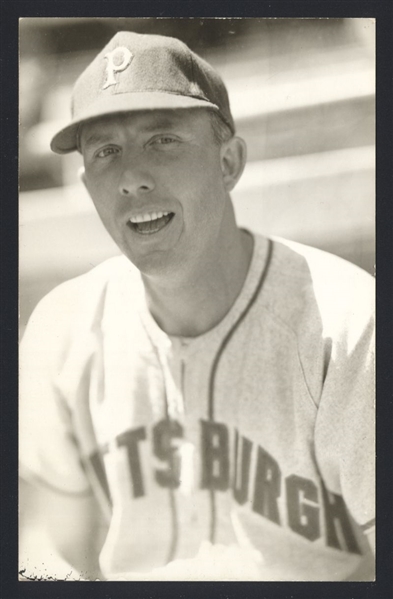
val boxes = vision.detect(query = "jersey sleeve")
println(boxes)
[19,288,92,496]
[313,274,375,531]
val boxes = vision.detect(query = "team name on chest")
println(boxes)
[87,418,362,555]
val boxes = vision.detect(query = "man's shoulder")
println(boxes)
[51,254,136,294]
[269,235,374,298]
[254,234,374,336]
[28,255,141,330]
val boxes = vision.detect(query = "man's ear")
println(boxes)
[220,136,247,192]
[78,166,87,187]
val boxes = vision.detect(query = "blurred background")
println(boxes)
[19,17,375,338]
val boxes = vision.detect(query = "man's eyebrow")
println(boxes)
[81,116,186,148]
[82,132,114,148]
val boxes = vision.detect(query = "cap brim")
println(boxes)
[50,92,219,154]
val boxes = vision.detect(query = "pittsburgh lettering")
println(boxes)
[87,418,361,555]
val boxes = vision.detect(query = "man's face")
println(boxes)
[80,109,230,279]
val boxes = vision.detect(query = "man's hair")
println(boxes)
[208,110,234,146]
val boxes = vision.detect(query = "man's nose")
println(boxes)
[118,160,155,197]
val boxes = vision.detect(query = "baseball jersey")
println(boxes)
[19,233,375,581]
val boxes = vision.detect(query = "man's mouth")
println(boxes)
[128,211,174,235]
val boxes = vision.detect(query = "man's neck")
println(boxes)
[142,228,254,338]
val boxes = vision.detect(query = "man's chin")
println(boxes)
[121,229,189,277]
[123,246,181,280]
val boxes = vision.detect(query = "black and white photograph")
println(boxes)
[18,17,375,582]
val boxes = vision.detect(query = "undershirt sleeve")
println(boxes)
[19,292,91,496]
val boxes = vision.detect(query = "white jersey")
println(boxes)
[19,234,375,580]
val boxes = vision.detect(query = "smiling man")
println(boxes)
[19,31,375,581]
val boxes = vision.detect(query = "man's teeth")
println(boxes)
[129,211,170,224]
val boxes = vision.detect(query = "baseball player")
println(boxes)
[19,31,375,581]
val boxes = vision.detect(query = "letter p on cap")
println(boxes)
[103,47,133,90]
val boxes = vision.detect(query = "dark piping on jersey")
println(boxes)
[207,238,274,543]
[141,237,274,554]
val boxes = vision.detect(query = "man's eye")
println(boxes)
[152,136,178,146]
[95,147,119,158]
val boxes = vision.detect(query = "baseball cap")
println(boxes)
[50,31,235,154]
